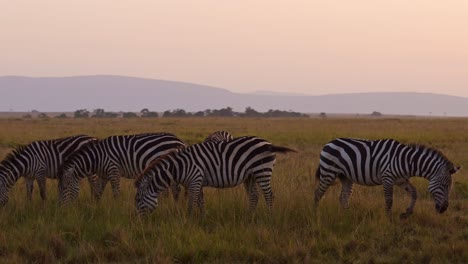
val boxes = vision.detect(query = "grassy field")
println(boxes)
[0,117,467,263]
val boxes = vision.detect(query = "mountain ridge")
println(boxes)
[1,75,467,116]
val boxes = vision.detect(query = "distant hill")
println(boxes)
[1,75,467,116]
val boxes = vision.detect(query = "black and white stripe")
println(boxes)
[0,135,96,205]
[59,133,186,205]
[203,131,234,143]
[314,138,460,218]
[135,136,296,215]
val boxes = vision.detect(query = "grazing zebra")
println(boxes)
[134,136,296,215]
[203,130,234,143]
[314,138,460,219]
[171,130,234,201]
[0,135,97,206]
[59,133,186,205]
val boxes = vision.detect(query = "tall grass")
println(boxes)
[0,117,467,263]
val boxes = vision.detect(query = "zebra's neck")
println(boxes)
[154,157,177,193]
[406,144,447,180]
[0,148,34,187]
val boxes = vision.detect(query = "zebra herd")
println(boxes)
[0,131,461,220]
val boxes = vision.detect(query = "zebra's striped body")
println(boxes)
[0,135,96,205]
[203,131,234,143]
[171,130,234,200]
[314,138,460,218]
[135,136,296,215]
[59,133,186,205]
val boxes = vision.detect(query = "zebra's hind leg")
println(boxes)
[313,170,336,205]
[396,180,417,220]
[338,175,354,209]
[256,175,274,211]
[243,176,259,212]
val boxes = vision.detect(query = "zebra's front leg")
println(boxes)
[187,180,203,216]
[87,174,100,201]
[170,183,182,202]
[339,177,354,209]
[396,180,417,219]
[382,181,394,220]
[109,175,121,199]
[197,188,206,217]
[96,177,109,201]
[25,177,34,201]
[36,174,47,201]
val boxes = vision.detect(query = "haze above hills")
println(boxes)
[1,75,467,116]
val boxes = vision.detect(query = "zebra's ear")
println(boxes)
[450,166,461,175]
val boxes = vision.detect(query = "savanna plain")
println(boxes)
[0,117,467,263]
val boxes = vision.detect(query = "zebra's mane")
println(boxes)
[0,145,27,168]
[135,150,180,188]
[407,143,454,166]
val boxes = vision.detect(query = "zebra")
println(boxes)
[59,133,186,205]
[203,130,234,143]
[134,136,297,215]
[171,130,234,201]
[0,135,97,206]
[314,138,460,219]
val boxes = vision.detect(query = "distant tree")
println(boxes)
[263,109,307,118]
[93,108,106,118]
[209,107,235,117]
[38,113,48,118]
[193,111,205,117]
[123,112,138,118]
[244,107,261,117]
[104,112,119,118]
[319,112,327,118]
[371,111,382,117]
[56,113,68,118]
[140,108,158,118]
[74,109,89,118]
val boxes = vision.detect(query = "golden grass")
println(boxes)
[0,117,467,263]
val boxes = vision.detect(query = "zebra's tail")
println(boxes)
[270,145,298,153]
[314,166,321,187]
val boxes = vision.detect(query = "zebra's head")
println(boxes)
[58,164,80,206]
[134,166,163,215]
[134,172,159,215]
[428,164,460,214]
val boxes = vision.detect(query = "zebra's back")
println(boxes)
[100,133,186,178]
[181,136,293,188]
[319,138,401,185]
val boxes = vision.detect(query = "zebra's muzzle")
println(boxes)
[436,203,448,214]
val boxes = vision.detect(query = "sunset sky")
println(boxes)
[1,1,467,97]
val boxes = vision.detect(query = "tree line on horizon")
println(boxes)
[23,107,309,119]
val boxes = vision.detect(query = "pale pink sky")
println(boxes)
[1,1,467,97]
